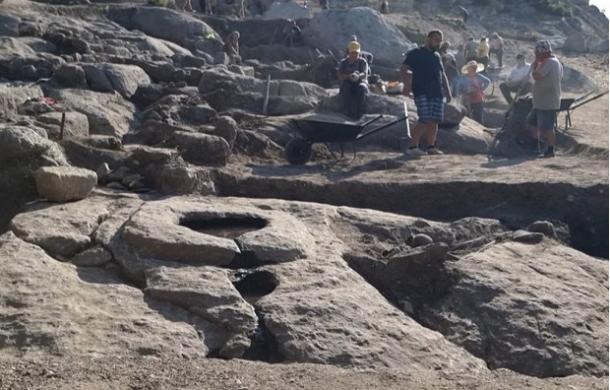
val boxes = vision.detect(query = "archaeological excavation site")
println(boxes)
[0,0,608,388]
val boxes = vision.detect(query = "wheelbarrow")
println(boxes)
[555,90,609,131]
[285,103,410,165]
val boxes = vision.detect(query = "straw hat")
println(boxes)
[461,60,484,74]
[347,41,361,53]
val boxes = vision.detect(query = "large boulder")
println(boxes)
[82,63,151,99]
[33,166,97,202]
[0,83,44,118]
[35,111,90,140]
[263,1,312,20]
[172,131,231,166]
[420,240,609,377]
[302,7,414,67]
[0,125,67,230]
[44,88,136,137]
[108,7,222,49]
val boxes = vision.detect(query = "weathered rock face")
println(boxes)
[33,166,97,202]
[419,241,609,378]
[172,131,231,166]
[82,63,151,99]
[44,88,135,137]
[145,266,258,358]
[35,111,90,140]
[302,7,414,67]
[0,125,67,231]
[107,7,222,49]
[0,231,217,359]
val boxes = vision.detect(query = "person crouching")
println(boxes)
[337,41,369,119]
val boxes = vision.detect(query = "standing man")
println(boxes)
[499,53,532,105]
[440,41,459,91]
[337,41,369,119]
[463,37,478,63]
[224,31,241,64]
[401,30,452,156]
[489,32,504,68]
[528,40,563,158]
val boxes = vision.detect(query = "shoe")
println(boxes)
[539,147,555,158]
[405,147,426,157]
[426,147,444,155]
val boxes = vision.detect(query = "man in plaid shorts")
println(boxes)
[400,30,453,156]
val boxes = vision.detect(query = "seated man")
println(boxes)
[284,20,304,47]
[337,41,369,119]
[500,54,533,105]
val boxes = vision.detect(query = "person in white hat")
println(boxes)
[454,60,491,124]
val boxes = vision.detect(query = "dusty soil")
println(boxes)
[0,356,608,390]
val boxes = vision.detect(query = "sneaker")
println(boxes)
[426,147,444,155]
[405,147,426,157]
[539,147,555,158]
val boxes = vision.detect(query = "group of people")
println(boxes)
[338,29,563,158]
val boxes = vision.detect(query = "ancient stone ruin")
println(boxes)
[0,0,608,388]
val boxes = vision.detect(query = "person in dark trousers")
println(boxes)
[458,5,469,24]
[400,30,452,156]
[528,40,563,158]
[499,54,532,105]
[337,41,369,119]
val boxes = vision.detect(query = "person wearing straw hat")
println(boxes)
[337,40,369,119]
[455,60,491,124]
[527,39,563,158]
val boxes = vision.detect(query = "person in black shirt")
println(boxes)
[337,41,369,119]
[400,30,452,156]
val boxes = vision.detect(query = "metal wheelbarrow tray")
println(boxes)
[285,104,410,165]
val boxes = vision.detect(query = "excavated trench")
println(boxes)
[232,270,284,363]
[216,177,609,258]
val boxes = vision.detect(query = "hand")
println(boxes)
[445,93,452,103]
[350,72,359,82]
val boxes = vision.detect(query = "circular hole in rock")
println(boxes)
[233,271,279,305]
[180,216,268,239]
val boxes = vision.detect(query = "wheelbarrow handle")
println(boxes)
[356,115,408,140]
[360,114,384,127]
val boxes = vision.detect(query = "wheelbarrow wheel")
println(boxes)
[285,138,312,165]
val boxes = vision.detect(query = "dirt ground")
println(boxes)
[0,356,608,390]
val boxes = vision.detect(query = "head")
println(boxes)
[350,34,358,42]
[480,37,487,43]
[229,31,240,42]
[516,53,525,66]
[426,30,443,51]
[440,41,450,53]
[462,60,482,76]
[535,40,552,60]
[468,37,474,42]
[491,32,499,39]
[347,41,361,60]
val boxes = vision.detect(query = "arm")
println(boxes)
[400,64,412,96]
[532,60,551,81]
[442,70,452,102]
[479,74,491,91]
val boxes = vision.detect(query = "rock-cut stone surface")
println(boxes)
[419,240,609,378]
[0,232,216,360]
[33,166,97,202]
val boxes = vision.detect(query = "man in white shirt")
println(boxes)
[499,54,533,104]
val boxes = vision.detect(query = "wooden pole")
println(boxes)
[59,112,66,140]
[262,74,271,116]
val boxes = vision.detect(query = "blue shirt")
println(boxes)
[403,46,444,98]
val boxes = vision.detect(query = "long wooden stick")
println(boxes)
[59,112,66,140]
[262,74,271,116]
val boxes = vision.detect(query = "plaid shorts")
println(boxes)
[414,95,444,124]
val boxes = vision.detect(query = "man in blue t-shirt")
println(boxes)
[400,30,452,156]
